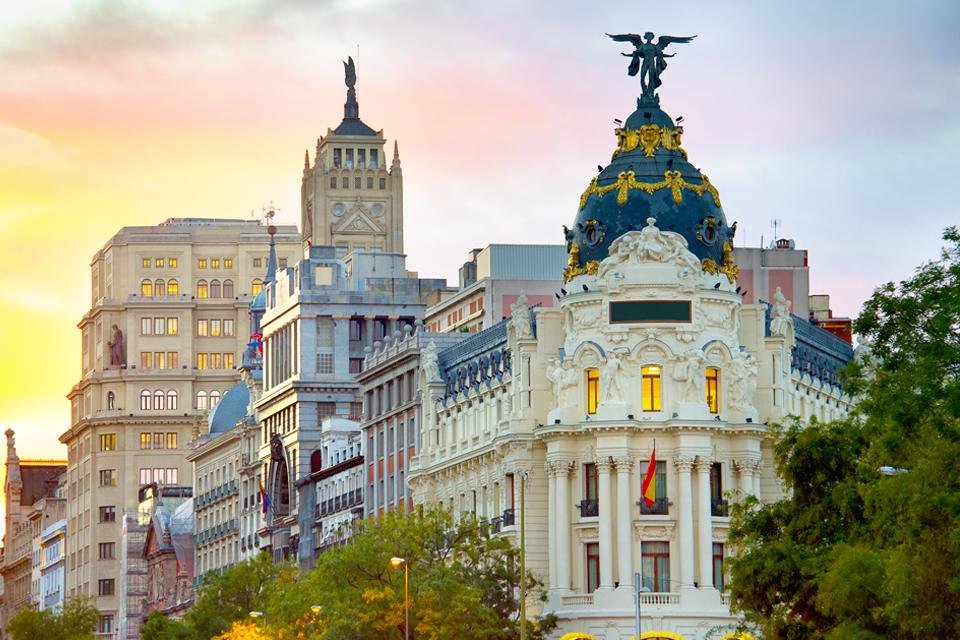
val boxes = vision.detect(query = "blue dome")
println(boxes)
[564,104,736,281]
[251,289,266,311]
[207,382,249,434]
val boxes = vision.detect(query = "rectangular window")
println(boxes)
[167,318,178,335]
[713,543,726,591]
[140,352,153,369]
[317,353,334,374]
[333,148,341,168]
[139,468,151,485]
[330,176,337,189]
[140,433,150,449]
[99,434,116,451]
[366,176,373,189]
[210,319,221,337]
[197,353,208,369]
[642,365,662,411]
[640,461,668,514]
[198,259,207,269]
[370,148,378,168]
[379,177,386,189]
[98,470,117,487]
[99,506,116,523]
[98,542,115,560]
[223,319,235,336]
[706,367,720,413]
[154,352,165,369]
[168,352,179,368]
[223,353,235,369]
[345,148,354,169]
[586,542,600,593]
[210,353,222,369]
[354,176,361,189]
[506,473,515,510]
[141,318,152,335]
[142,258,151,268]
[98,616,114,634]
[584,463,598,501]
[197,319,208,337]
[167,433,178,449]
[349,358,363,374]
[155,258,164,268]
[153,317,166,336]
[224,258,233,269]
[211,259,220,269]
[586,368,600,414]
[166,468,178,484]
[279,258,288,268]
[710,462,728,516]
[168,258,178,268]
[357,148,366,168]
[98,579,115,596]
[641,541,671,593]
[253,257,262,268]
[152,432,163,449]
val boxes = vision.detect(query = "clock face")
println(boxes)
[332,202,346,216]
[371,203,384,217]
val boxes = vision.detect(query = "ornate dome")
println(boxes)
[207,382,249,434]
[564,103,737,282]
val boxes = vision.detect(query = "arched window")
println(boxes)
[585,368,600,415]
[210,280,221,299]
[154,279,165,297]
[642,366,662,412]
[196,391,208,411]
[154,390,165,411]
[222,280,234,298]
[706,367,720,414]
[166,279,179,296]
[140,390,152,410]
[251,278,263,295]
[167,390,178,411]
[140,279,153,297]
[197,280,209,299]
[107,392,115,410]
[210,390,221,409]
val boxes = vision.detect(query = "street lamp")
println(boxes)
[633,573,651,640]
[248,611,264,622]
[310,605,323,614]
[390,557,410,640]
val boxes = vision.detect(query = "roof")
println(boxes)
[207,382,249,434]
[333,118,378,136]
[18,464,65,507]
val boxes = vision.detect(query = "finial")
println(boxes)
[393,140,399,160]
[304,149,310,170]
[343,56,359,119]
[607,32,696,105]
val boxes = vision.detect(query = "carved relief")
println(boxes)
[510,293,533,340]
[546,357,578,407]
[672,349,706,403]
[601,352,626,402]
[770,286,793,338]
[598,217,702,278]
[728,352,759,411]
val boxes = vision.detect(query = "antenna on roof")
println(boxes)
[770,218,782,247]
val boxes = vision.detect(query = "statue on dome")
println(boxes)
[343,56,357,89]
[607,32,696,103]
[769,287,793,337]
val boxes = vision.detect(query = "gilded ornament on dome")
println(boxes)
[562,242,600,281]
[577,169,722,210]
[611,124,686,160]
[701,239,739,283]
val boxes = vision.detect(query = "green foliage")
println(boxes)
[728,228,960,639]
[140,610,196,640]
[7,597,100,640]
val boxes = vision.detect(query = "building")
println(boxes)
[407,54,855,639]
[734,238,810,319]
[358,324,467,517]
[39,515,67,612]
[59,218,299,638]
[425,244,566,334]
[1,430,66,637]
[141,485,194,620]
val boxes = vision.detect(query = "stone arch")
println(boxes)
[571,341,606,366]
[630,339,673,366]
[701,339,736,365]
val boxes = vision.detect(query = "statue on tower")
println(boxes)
[607,32,696,104]
[343,56,357,89]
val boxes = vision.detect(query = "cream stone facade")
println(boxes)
[409,221,854,639]
[59,218,298,639]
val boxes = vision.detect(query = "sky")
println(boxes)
[0,0,958,463]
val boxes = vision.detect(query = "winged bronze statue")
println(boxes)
[607,32,696,103]
[343,55,357,90]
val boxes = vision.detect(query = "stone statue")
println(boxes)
[608,32,696,104]
[510,293,533,340]
[108,324,126,367]
[602,352,625,402]
[546,357,577,406]
[729,353,758,410]
[270,434,285,462]
[769,287,793,337]
[673,349,706,403]
[421,340,441,383]
[343,56,357,89]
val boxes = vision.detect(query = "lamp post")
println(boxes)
[248,611,264,623]
[633,573,650,640]
[519,470,529,640]
[390,557,410,640]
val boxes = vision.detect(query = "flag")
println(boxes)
[641,446,657,507]
[259,479,271,515]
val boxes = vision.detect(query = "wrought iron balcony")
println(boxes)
[711,498,729,517]
[501,508,515,527]
[639,497,669,515]
[577,499,599,518]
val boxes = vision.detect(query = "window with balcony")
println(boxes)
[642,365,662,411]
[579,462,599,517]
[585,368,600,414]
[706,367,720,413]
[140,279,153,297]
[167,279,179,296]
[197,280,209,299]
[585,542,600,593]
[641,541,671,592]
[710,462,728,516]
[639,460,668,514]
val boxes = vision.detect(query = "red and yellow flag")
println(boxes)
[641,446,657,507]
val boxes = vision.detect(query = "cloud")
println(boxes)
[0,122,76,170]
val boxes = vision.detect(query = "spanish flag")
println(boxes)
[641,446,657,507]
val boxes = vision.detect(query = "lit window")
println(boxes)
[140,352,153,369]
[197,320,208,336]
[641,541,671,593]
[642,366,662,412]
[211,259,220,269]
[140,391,151,410]
[166,390,178,411]
[223,280,234,298]
[223,353,234,369]
[251,278,263,295]
[167,318,178,335]
[211,320,221,337]
[99,470,116,487]
[210,353,222,369]
[223,319,235,336]
[99,434,117,451]
[197,280,208,299]
[140,433,151,449]
[167,279,179,296]
[706,367,720,413]
[224,258,233,269]
[168,352,179,367]
[167,433,178,449]
[142,258,151,268]
[140,279,153,297]
[210,280,221,298]
[141,318,152,335]
[197,353,208,369]
[196,391,208,410]
[586,368,600,415]
[154,352,165,369]
[198,259,207,269]
[168,258,177,268]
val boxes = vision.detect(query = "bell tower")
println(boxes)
[301,56,404,256]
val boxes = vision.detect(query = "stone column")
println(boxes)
[545,461,557,590]
[555,461,572,591]
[596,457,614,589]
[735,459,753,498]
[696,456,714,588]
[674,455,696,589]
[752,459,762,497]
[614,455,634,591]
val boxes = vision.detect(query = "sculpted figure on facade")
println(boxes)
[599,218,701,278]
[601,352,626,402]
[546,357,578,407]
[510,293,533,340]
[769,287,793,337]
[673,348,706,403]
[421,340,441,383]
[729,352,759,410]
[108,324,126,367]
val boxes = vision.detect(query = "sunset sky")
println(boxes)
[1,0,958,463]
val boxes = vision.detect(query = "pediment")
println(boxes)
[333,207,382,235]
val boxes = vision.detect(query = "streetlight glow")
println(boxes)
[390,557,410,640]
[390,556,406,567]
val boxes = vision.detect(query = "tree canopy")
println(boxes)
[7,597,100,640]
[727,227,960,640]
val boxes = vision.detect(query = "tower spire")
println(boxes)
[304,149,310,170]
[263,204,279,285]
[392,140,401,168]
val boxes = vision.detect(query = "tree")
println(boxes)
[727,228,960,639]
[7,597,100,640]
[264,506,557,640]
